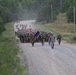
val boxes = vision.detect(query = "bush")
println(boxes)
[0,22,5,35]
[72,35,76,40]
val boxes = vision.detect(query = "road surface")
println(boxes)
[16,20,76,75]
[19,42,76,75]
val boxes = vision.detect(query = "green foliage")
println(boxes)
[0,11,5,34]
[0,22,5,35]
[0,22,21,75]
[36,0,76,23]
[62,0,76,23]
[37,0,63,22]
[0,0,19,34]
[71,35,76,40]
[0,0,19,22]
[0,36,18,75]
[66,7,74,23]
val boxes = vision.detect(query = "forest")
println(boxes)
[0,0,76,34]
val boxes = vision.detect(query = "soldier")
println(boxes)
[57,34,62,45]
[35,31,40,39]
[49,32,55,49]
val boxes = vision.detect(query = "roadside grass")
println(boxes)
[47,13,76,43]
[0,22,27,75]
[0,36,18,75]
[34,13,76,43]
[33,22,52,32]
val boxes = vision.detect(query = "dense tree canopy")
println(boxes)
[36,0,76,23]
[62,0,76,23]
[37,0,62,22]
[0,0,76,34]
[0,0,76,23]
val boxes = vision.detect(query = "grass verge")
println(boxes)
[33,22,76,43]
[0,22,27,75]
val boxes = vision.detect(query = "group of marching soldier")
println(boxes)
[15,24,62,49]
[35,30,62,49]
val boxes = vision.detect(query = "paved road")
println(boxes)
[20,42,76,75]
[16,20,76,75]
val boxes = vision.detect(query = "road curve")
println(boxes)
[19,42,76,75]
